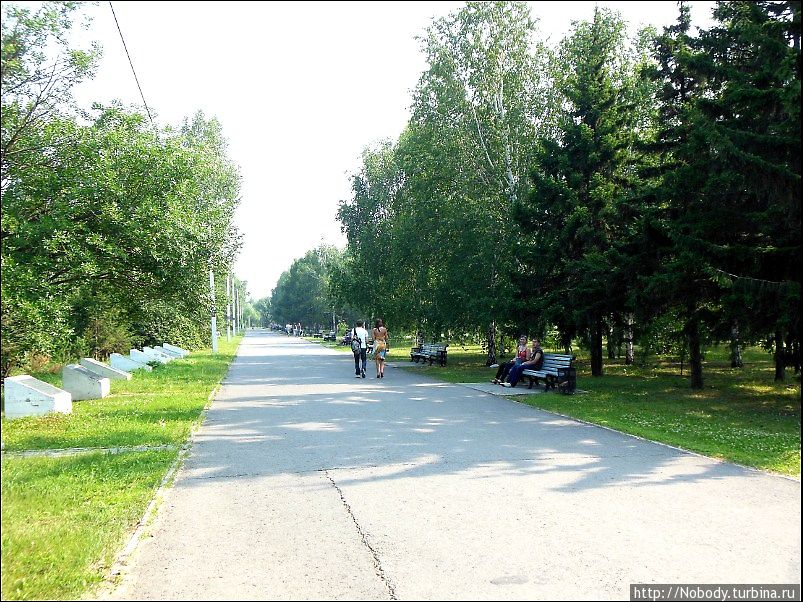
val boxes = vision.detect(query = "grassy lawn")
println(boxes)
[0,336,241,600]
[394,344,801,476]
[1,451,174,601]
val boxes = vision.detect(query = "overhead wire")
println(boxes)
[108,1,156,131]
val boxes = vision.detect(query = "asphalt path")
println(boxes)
[108,329,801,600]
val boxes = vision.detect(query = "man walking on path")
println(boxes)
[352,320,369,378]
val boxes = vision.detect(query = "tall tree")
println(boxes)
[514,7,645,376]
[644,1,800,387]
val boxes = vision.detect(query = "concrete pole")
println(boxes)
[234,284,239,335]
[209,265,218,354]
[226,274,232,342]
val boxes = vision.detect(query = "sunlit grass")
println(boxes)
[1,451,175,601]
[0,338,241,600]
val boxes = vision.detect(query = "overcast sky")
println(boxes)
[61,1,716,300]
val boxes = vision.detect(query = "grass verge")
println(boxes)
[395,345,801,476]
[1,450,175,601]
[0,336,241,600]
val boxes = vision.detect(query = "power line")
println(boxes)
[108,1,156,130]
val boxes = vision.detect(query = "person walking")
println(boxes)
[351,320,369,378]
[372,319,390,378]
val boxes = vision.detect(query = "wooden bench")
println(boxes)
[521,353,576,393]
[410,343,448,367]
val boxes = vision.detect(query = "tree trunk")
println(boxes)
[486,320,497,367]
[774,329,785,382]
[607,324,616,359]
[562,332,572,355]
[624,313,635,365]
[590,314,604,377]
[729,319,743,368]
[687,317,703,389]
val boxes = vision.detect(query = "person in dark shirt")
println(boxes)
[503,338,544,388]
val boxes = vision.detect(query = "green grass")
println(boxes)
[1,337,241,451]
[396,344,801,476]
[1,450,175,601]
[302,335,353,353]
[1,337,241,600]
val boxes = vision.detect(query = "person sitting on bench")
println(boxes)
[502,338,544,388]
[492,335,531,384]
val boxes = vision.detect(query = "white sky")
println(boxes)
[57,1,716,300]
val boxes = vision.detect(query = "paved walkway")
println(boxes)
[108,330,801,600]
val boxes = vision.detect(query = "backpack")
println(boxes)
[350,329,361,353]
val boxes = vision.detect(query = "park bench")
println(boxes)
[521,353,576,393]
[410,343,448,366]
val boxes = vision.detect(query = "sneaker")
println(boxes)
[489,363,500,369]
[355,374,361,378]
[491,379,499,384]
[361,372,366,378]
[502,382,512,388]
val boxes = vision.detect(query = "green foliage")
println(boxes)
[271,246,343,328]
[1,3,242,375]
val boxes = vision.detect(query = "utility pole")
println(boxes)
[234,284,239,335]
[226,274,232,342]
[209,264,218,353]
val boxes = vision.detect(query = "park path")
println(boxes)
[107,330,800,601]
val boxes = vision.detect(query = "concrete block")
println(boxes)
[163,343,190,357]
[3,375,72,419]
[80,358,132,381]
[143,347,172,362]
[154,345,182,359]
[62,364,110,400]
[131,348,166,365]
[110,353,152,372]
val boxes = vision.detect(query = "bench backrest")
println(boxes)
[420,343,447,354]
[529,353,574,375]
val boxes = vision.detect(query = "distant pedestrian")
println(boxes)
[351,320,369,378]
[372,319,389,378]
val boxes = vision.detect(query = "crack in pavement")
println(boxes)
[324,470,398,601]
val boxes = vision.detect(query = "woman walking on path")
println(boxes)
[372,319,390,378]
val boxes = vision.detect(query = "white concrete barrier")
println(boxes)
[110,353,152,372]
[163,343,190,357]
[155,345,182,359]
[62,364,110,400]
[80,358,132,381]
[4,375,72,419]
[143,347,172,363]
[131,348,165,364]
